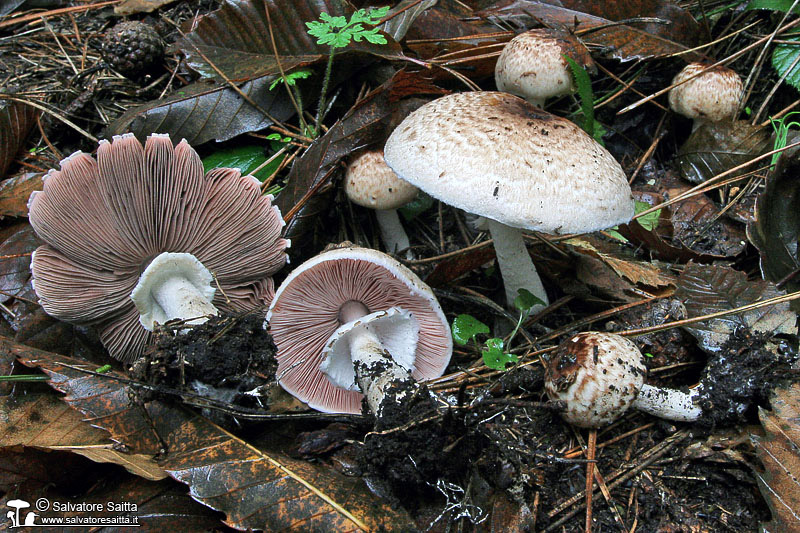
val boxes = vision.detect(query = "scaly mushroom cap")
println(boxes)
[266,245,452,414]
[29,133,289,362]
[544,332,647,428]
[384,91,634,235]
[668,63,742,122]
[345,150,418,210]
[495,29,594,106]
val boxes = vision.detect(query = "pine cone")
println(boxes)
[102,21,164,79]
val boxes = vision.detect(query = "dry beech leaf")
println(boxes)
[179,0,406,82]
[677,121,772,184]
[425,245,496,288]
[0,393,166,481]
[478,0,702,62]
[752,381,800,533]
[675,262,797,353]
[0,98,39,179]
[10,340,416,531]
[0,172,43,218]
[107,76,295,145]
[566,236,674,288]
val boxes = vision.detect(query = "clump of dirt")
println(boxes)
[130,311,278,414]
[697,329,797,426]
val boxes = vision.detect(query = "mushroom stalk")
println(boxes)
[487,219,548,309]
[375,208,414,260]
[150,276,218,326]
[634,383,702,422]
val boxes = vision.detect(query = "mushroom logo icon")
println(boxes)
[6,499,31,528]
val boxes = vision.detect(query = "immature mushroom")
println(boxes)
[544,332,702,426]
[266,245,452,414]
[384,91,634,309]
[668,62,743,130]
[345,150,419,259]
[28,133,289,362]
[495,28,594,108]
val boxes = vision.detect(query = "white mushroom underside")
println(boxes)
[320,306,419,391]
[131,252,218,330]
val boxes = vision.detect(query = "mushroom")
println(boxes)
[345,150,419,259]
[495,28,594,108]
[28,133,289,362]
[384,91,635,310]
[266,244,452,414]
[668,62,743,130]
[544,332,702,426]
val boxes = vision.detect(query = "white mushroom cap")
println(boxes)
[345,150,418,210]
[266,245,452,414]
[320,306,418,391]
[495,29,594,107]
[544,332,647,428]
[668,63,742,123]
[384,91,634,235]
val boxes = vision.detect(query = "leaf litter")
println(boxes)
[1,0,800,531]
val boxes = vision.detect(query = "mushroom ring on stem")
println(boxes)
[28,133,289,362]
[266,245,452,415]
[384,92,634,310]
[544,332,702,427]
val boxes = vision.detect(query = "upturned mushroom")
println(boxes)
[495,28,595,108]
[345,150,419,259]
[266,244,452,415]
[668,62,743,130]
[384,91,634,310]
[544,332,702,426]
[29,133,289,362]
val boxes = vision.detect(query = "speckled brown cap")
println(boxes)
[668,63,742,122]
[495,29,594,107]
[544,332,647,428]
[345,150,418,210]
[384,91,634,235]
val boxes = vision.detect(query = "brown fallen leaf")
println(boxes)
[0,97,38,180]
[751,381,800,533]
[0,172,43,219]
[566,235,674,288]
[9,339,416,531]
[115,0,179,15]
[0,393,166,481]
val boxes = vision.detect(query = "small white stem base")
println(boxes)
[487,219,548,310]
[634,383,703,422]
[152,276,218,326]
[349,326,414,415]
[375,208,413,260]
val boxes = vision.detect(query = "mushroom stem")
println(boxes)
[151,276,218,326]
[375,208,414,260]
[634,383,703,422]
[487,218,548,309]
[349,327,416,414]
[131,252,219,330]
[526,96,546,108]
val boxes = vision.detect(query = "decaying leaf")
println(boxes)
[566,236,675,288]
[179,0,407,82]
[675,262,797,353]
[477,0,702,62]
[115,0,180,15]
[107,76,295,145]
[752,381,800,533]
[275,74,397,262]
[0,394,166,481]
[747,152,800,305]
[0,97,39,180]
[0,172,42,219]
[11,340,416,531]
[677,121,772,184]
[0,225,38,305]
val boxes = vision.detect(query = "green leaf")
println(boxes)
[482,338,518,370]
[305,21,330,37]
[634,200,661,231]
[605,228,628,242]
[269,69,312,90]
[746,0,800,13]
[565,56,595,139]
[202,144,286,183]
[398,191,434,221]
[452,314,489,345]
[513,288,545,313]
[773,37,800,91]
